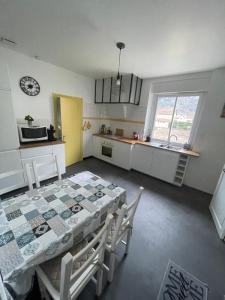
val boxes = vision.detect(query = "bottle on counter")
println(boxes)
[100,124,106,134]
[133,132,139,140]
[106,127,112,135]
[145,135,151,142]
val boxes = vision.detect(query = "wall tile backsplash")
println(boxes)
[17,118,51,127]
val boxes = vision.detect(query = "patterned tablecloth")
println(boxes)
[0,171,126,298]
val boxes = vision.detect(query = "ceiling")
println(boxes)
[1,0,225,78]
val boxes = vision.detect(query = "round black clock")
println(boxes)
[20,76,40,96]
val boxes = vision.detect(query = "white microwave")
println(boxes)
[18,125,48,143]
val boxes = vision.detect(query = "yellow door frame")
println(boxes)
[53,93,83,165]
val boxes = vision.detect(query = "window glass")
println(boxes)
[170,96,199,144]
[152,95,200,145]
[152,96,176,141]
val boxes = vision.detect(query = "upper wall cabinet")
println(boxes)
[95,74,142,105]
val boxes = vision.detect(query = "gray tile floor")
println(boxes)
[27,158,225,299]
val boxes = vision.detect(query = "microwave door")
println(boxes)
[20,127,48,142]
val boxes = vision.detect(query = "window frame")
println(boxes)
[149,93,203,146]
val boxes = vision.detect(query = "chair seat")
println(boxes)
[40,239,94,291]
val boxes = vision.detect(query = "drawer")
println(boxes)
[20,145,53,159]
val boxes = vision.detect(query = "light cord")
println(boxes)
[117,49,121,76]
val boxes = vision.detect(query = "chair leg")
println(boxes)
[96,268,103,297]
[125,228,131,255]
[108,252,116,283]
[37,276,51,300]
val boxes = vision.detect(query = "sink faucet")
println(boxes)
[168,134,178,146]
[159,134,178,149]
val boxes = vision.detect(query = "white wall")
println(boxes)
[95,79,151,137]
[0,46,96,157]
[2,46,224,194]
[144,71,212,137]
[184,68,225,194]
[99,69,225,194]
[144,70,225,194]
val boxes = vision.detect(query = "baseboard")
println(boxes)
[83,156,94,160]
[209,205,223,239]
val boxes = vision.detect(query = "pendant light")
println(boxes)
[116,42,125,86]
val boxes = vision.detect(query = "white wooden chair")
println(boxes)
[36,214,113,300]
[106,186,144,282]
[0,275,8,300]
[32,155,61,188]
[0,167,33,199]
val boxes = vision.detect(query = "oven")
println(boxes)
[101,141,113,159]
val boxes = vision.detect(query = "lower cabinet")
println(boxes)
[113,140,133,170]
[21,155,53,184]
[0,144,66,193]
[93,136,101,159]
[149,149,179,183]
[93,136,182,185]
[52,144,66,175]
[21,144,66,184]
[132,144,180,184]
[131,144,154,175]
[93,136,132,170]
[0,150,25,192]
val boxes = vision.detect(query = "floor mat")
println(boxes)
[157,260,208,300]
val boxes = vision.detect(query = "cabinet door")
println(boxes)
[53,144,65,174]
[21,154,55,184]
[0,150,25,192]
[132,144,154,175]
[0,90,20,151]
[113,141,132,170]
[93,136,101,158]
[150,149,179,183]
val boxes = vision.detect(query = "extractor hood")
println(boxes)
[94,74,142,105]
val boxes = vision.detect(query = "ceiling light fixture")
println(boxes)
[116,42,125,86]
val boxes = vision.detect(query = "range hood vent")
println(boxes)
[94,74,142,105]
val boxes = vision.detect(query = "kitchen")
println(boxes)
[1,1,225,299]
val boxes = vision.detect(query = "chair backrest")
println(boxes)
[111,186,144,249]
[60,214,113,300]
[0,167,33,197]
[0,273,8,300]
[32,155,61,188]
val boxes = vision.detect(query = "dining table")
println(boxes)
[0,171,126,299]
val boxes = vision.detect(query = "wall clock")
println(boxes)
[20,76,40,96]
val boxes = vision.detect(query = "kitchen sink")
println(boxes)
[159,144,181,150]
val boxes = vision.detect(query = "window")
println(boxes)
[152,95,200,145]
